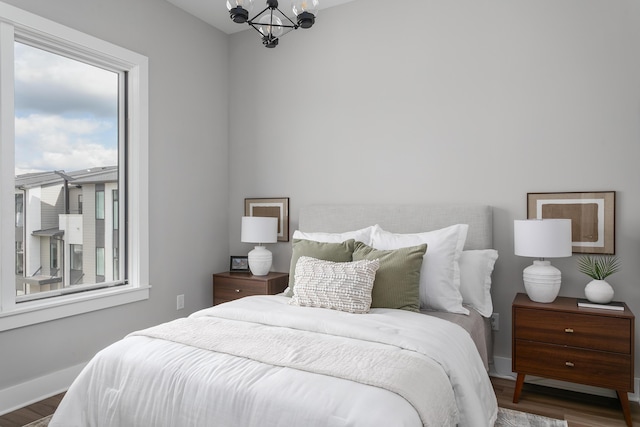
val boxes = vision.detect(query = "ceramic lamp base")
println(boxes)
[248,245,272,276]
[523,260,562,303]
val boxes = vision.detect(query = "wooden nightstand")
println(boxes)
[512,292,635,427]
[212,271,289,306]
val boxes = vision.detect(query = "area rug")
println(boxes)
[496,407,568,427]
[26,408,566,427]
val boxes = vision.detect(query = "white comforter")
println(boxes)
[50,296,498,427]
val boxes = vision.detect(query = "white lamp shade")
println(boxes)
[241,216,278,244]
[514,219,572,258]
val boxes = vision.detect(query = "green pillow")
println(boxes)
[352,241,427,312]
[286,239,356,296]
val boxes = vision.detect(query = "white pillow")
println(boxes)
[459,249,498,318]
[292,225,375,246]
[289,256,380,314]
[370,224,469,314]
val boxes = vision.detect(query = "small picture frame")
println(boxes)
[527,191,616,254]
[229,255,250,272]
[244,197,290,242]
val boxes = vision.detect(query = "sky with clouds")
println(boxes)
[14,41,118,176]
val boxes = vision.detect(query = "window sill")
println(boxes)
[0,285,150,332]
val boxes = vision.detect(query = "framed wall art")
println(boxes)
[527,191,616,254]
[244,197,289,242]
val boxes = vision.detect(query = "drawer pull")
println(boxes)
[235,289,241,293]
[564,328,574,333]
[565,361,575,368]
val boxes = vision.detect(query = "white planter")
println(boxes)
[584,279,614,304]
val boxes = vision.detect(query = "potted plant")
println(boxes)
[577,255,621,304]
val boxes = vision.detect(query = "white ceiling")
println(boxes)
[166,0,356,35]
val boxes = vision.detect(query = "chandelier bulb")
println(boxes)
[227,0,254,9]
[258,13,284,38]
[292,0,319,22]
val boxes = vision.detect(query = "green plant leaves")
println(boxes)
[577,255,621,280]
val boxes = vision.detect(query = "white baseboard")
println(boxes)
[490,355,516,380]
[0,361,86,416]
[491,355,640,402]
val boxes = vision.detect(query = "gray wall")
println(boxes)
[228,0,640,377]
[1,0,229,392]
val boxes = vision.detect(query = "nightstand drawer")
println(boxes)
[214,279,266,300]
[514,340,633,390]
[514,307,631,354]
[212,272,289,306]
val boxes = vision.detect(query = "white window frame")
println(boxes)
[0,2,149,332]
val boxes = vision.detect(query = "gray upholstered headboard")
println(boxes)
[298,204,493,250]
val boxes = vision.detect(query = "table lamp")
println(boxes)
[241,216,278,276]
[514,218,572,303]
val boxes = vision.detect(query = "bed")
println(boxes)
[50,204,499,427]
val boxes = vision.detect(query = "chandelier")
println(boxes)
[226,0,319,48]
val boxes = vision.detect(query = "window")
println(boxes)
[15,193,23,227]
[70,244,83,271]
[15,241,23,276]
[0,3,149,331]
[113,247,119,281]
[13,42,117,296]
[50,240,58,270]
[96,190,105,220]
[96,247,105,278]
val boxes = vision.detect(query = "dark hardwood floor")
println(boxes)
[1,378,639,426]
[492,376,640,426]
[0,393,63,427]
